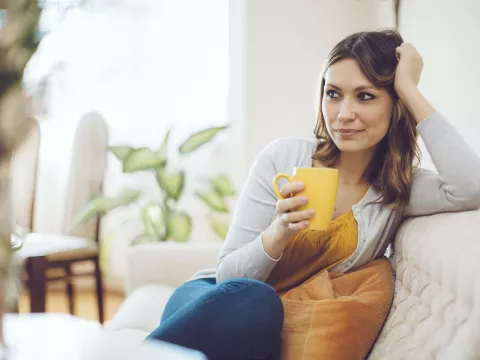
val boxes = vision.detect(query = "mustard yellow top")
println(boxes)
[266,209,358,294]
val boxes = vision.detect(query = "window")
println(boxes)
[26,0,229,143]
[25,1,230,240]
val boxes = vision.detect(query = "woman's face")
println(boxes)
[322,58,394,154]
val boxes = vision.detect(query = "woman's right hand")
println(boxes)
[261,181,315,259]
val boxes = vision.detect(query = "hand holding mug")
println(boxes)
[261,181,314,258]
[262,167,339,259]
[275,181,315,231]
[273,167,339,231]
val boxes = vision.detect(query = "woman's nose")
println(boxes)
[337,100,355,122]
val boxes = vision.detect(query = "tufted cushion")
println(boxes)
[368,210,480,360]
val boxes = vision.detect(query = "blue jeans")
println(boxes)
[145,278,284,360]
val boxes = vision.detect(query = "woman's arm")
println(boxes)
[216,139,283,283]
[404,111,480,216]
[394,43,480,216]
[396,85,435,125]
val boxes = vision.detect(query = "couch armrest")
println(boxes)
[391,209,480,279]
[370,210,480,359]
[125,242,222,294]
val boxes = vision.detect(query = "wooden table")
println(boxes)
[3,313,207,360]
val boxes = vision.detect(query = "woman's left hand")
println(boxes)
[394,42,423,97]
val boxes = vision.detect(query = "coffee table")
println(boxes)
[3,313,206,359]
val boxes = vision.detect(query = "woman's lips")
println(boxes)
[334,129,364,138]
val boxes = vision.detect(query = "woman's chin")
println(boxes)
[334,141,366,153]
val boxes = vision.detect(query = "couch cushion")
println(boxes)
[106,329,150,343]
[105,284,175,333]
[96,329,207,359]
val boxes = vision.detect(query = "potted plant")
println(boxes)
[71,124,236,245]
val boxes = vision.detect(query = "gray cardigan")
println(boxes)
[192,112,480,282]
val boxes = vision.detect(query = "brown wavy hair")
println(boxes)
[313,29,420,209]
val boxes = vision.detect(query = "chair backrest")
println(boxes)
[11,117,40,231]
[63,112,109,241]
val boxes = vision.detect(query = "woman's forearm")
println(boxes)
[397,85,436,124]
[261,226,288,260]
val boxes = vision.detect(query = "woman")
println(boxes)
[146,29,480,360]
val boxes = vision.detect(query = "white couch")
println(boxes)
[105,210,480,359]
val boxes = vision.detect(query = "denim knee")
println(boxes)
[216,278,284,323]
[217,277,264,293]
[217,278,284,358]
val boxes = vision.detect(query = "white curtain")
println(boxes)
[25,0,231,290]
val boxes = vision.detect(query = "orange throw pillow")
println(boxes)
[279,257,394,360]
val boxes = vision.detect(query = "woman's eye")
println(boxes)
[326,90,339,98]
[358,92,375,101]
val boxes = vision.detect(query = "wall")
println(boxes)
[399,0,480,169]
[230,0,395,177]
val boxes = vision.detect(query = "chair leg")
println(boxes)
[94,257,104,324]
[27,256,47,313]
[65,264,75,315]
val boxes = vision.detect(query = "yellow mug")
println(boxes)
[272,167,339,230]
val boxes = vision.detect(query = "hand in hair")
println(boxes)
[394,42,424,96]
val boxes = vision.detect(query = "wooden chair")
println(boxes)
[19,112,109,323]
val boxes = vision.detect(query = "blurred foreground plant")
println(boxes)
[0,0,42,357]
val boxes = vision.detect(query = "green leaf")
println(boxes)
[207,213,230,240]
[131,234,155,246]
[159,127,172,157]
[178,125,229,154]
[166,212,192,242]
[109,146,134,161]
[116,189,143,204]
[211,175,236,197]
[156,169,185,201]
[70,189,141,230]
[122,148,167,173]
[195,190,229,213]
[140,203,167,240]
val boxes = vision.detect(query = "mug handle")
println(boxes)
[272,173,294,199]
